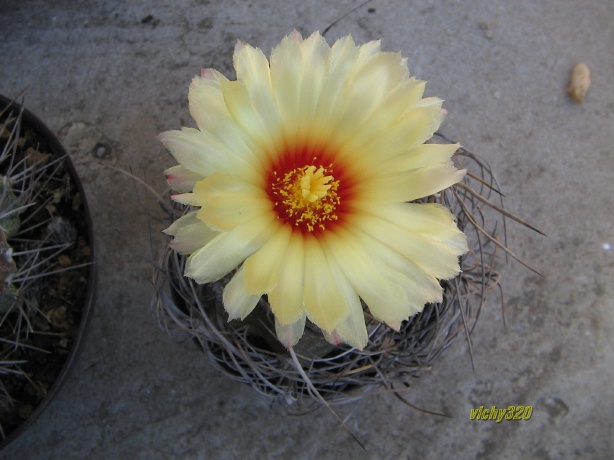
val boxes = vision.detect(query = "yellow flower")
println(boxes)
[160,31,468,350]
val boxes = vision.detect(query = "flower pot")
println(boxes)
[0,95,96,449]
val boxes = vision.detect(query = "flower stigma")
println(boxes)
[270,160,340,233]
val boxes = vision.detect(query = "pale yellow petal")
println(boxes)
[267,231,306,325]
[295,32,332,127]
[348,222,445,303]
[242,224,292,295]
[194,173,270,231]
[302,236,349,333]
[382,143,460,173]
[159,128,260,180]
[171,192,200,206]
[347,78,427,148]
[223,265,260,320]
[359,202,468,244]
[308,36,359,141]
[270,31,331,137]
[417,96,443,108]
[269,33,303,128]
[322,329,343,347]
[341,51,408,123]
[275,314,306,349]
[233,41,281,131]
[220,80,277,155]
[220,79,267,138]
[159,128,217,177]
[188,70,228,130]
[163,211,219,255]
[394,78,427,117]
[164,165,203,193]
[359,163,466,203]
[324,227,425,330]
[316,48,413,148]
[189,75,265,167]
[197,194,271,232]
[351,212,466,280]
[357,39,382,60]
[321,250,368,349]
[342,101,445,168]
[193,172,265,198]
[184,213,277,284]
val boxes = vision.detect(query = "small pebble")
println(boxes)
[93,143,110,158]
[72,193,82,212]
[567,63,590,104]
[58,254,72,267]
[478,21,495,39]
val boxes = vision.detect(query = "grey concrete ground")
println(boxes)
[1,0,613,458]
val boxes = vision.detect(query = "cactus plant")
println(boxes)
[0,98,95,443]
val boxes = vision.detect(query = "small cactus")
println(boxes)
[0,178,20,313]
[0,98,93,439]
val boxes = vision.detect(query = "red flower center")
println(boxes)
[266,143,353,234]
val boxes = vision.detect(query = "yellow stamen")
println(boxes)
[300,165,333,202]
[271,163,340,232]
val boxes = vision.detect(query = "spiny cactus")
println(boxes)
[0,174,23,311]
[0,99,93,439]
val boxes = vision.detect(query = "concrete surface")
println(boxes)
[1,0,613,458]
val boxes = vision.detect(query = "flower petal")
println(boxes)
[267,231,306,325]
[171,192,200,206]
[337,51,409,131]
[220,79,279,155]
[163,211,219,255]
[351,211,466,280]
[312,35,359,125]
[159,128,217,177]
[223,265,260,320]
[233,41,281,132]
[270,31,331,137]
[359,163,466,203]
[184,213,277,284]
[345,78,427,150]
[321,250,368,349]
[188,69,229,130]
[269,33,304,129]
[349,222,446,303]
[315,43,417,148]
[295,32,332,128]
[159,128,260,179]
[342,101,445,169]
[194,171,264,197]
[164,165,203,193]
[198,194,271,232]
[243,224,292,295]
[193,173,270,231]
[360,202,468,245]
[382,143,460,173]
[189,74,265,169]
[302,236,350,333]
[324,227,426,330]
[275,314,306,349]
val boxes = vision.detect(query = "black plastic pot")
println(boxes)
[0,95,96,450]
